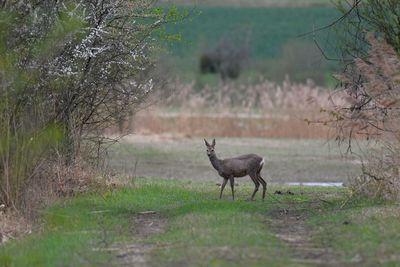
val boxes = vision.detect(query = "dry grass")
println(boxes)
[353,206,400,221]
[0,157,134,245]
[163,78,340,111]
[123,78,344,139]
[107,135,360,183]
[20,155,132,218]
[131,110,330,139]
[349,145,400,201]
[0,211,31,245]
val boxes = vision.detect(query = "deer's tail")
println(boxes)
[259,158,265,172]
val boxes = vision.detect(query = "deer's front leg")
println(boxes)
[220,178,228,199]
[229,177,235,200]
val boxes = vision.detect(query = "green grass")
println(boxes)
[0,179,290,267]
[307,198,400,266]
[1,178,399,266]
[108,137,361,183]
[163,6,341,84]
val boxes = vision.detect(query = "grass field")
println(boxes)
[163,5,340,84]
[107,136,361,184]
[160,0,334,8]
[167,7,339,59]
[1,178,399,266]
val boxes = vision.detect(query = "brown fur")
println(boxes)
[204,139,267,200]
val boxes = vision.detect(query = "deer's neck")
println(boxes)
[209,154,222,172]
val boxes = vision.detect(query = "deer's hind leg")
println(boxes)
[249,173,260,200]
[256,160,267,201]
[256,173,267,201]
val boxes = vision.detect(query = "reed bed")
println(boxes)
[127,78,344,139]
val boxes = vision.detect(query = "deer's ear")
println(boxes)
[212,139,216,147]
[204,139,210,147]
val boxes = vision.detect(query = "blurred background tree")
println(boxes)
[199,32,250,81]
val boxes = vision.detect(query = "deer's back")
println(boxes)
[220,154,263,178]
[232,154,263,162]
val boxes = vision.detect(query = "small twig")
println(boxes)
[297,0,362,38]
[318,197,333,204]
[132,158,139,182]
[138,211,156,215]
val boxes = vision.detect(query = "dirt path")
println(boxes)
[101,212,166,267]
[269,208,339,266]
[267,193,344,267]
[110,201,343,267]
[94,193,347,266]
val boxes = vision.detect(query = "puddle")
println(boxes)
[286,182,344,187]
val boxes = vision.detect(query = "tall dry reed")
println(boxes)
[128,78,345,139]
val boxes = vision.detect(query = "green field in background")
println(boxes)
[163,6,341,84]
[160,0,334,8]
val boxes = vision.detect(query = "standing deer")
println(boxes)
[204,139,267,200]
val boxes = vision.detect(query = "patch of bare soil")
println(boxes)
[130,211,166,238]
[267,200,345,267]
[110,211,166,267]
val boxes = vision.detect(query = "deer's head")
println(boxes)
[204,138,216,157]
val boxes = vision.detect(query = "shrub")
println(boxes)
[0,1,178,210]
[328,35,400,200]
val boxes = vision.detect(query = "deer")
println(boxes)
[204,138,267,201]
